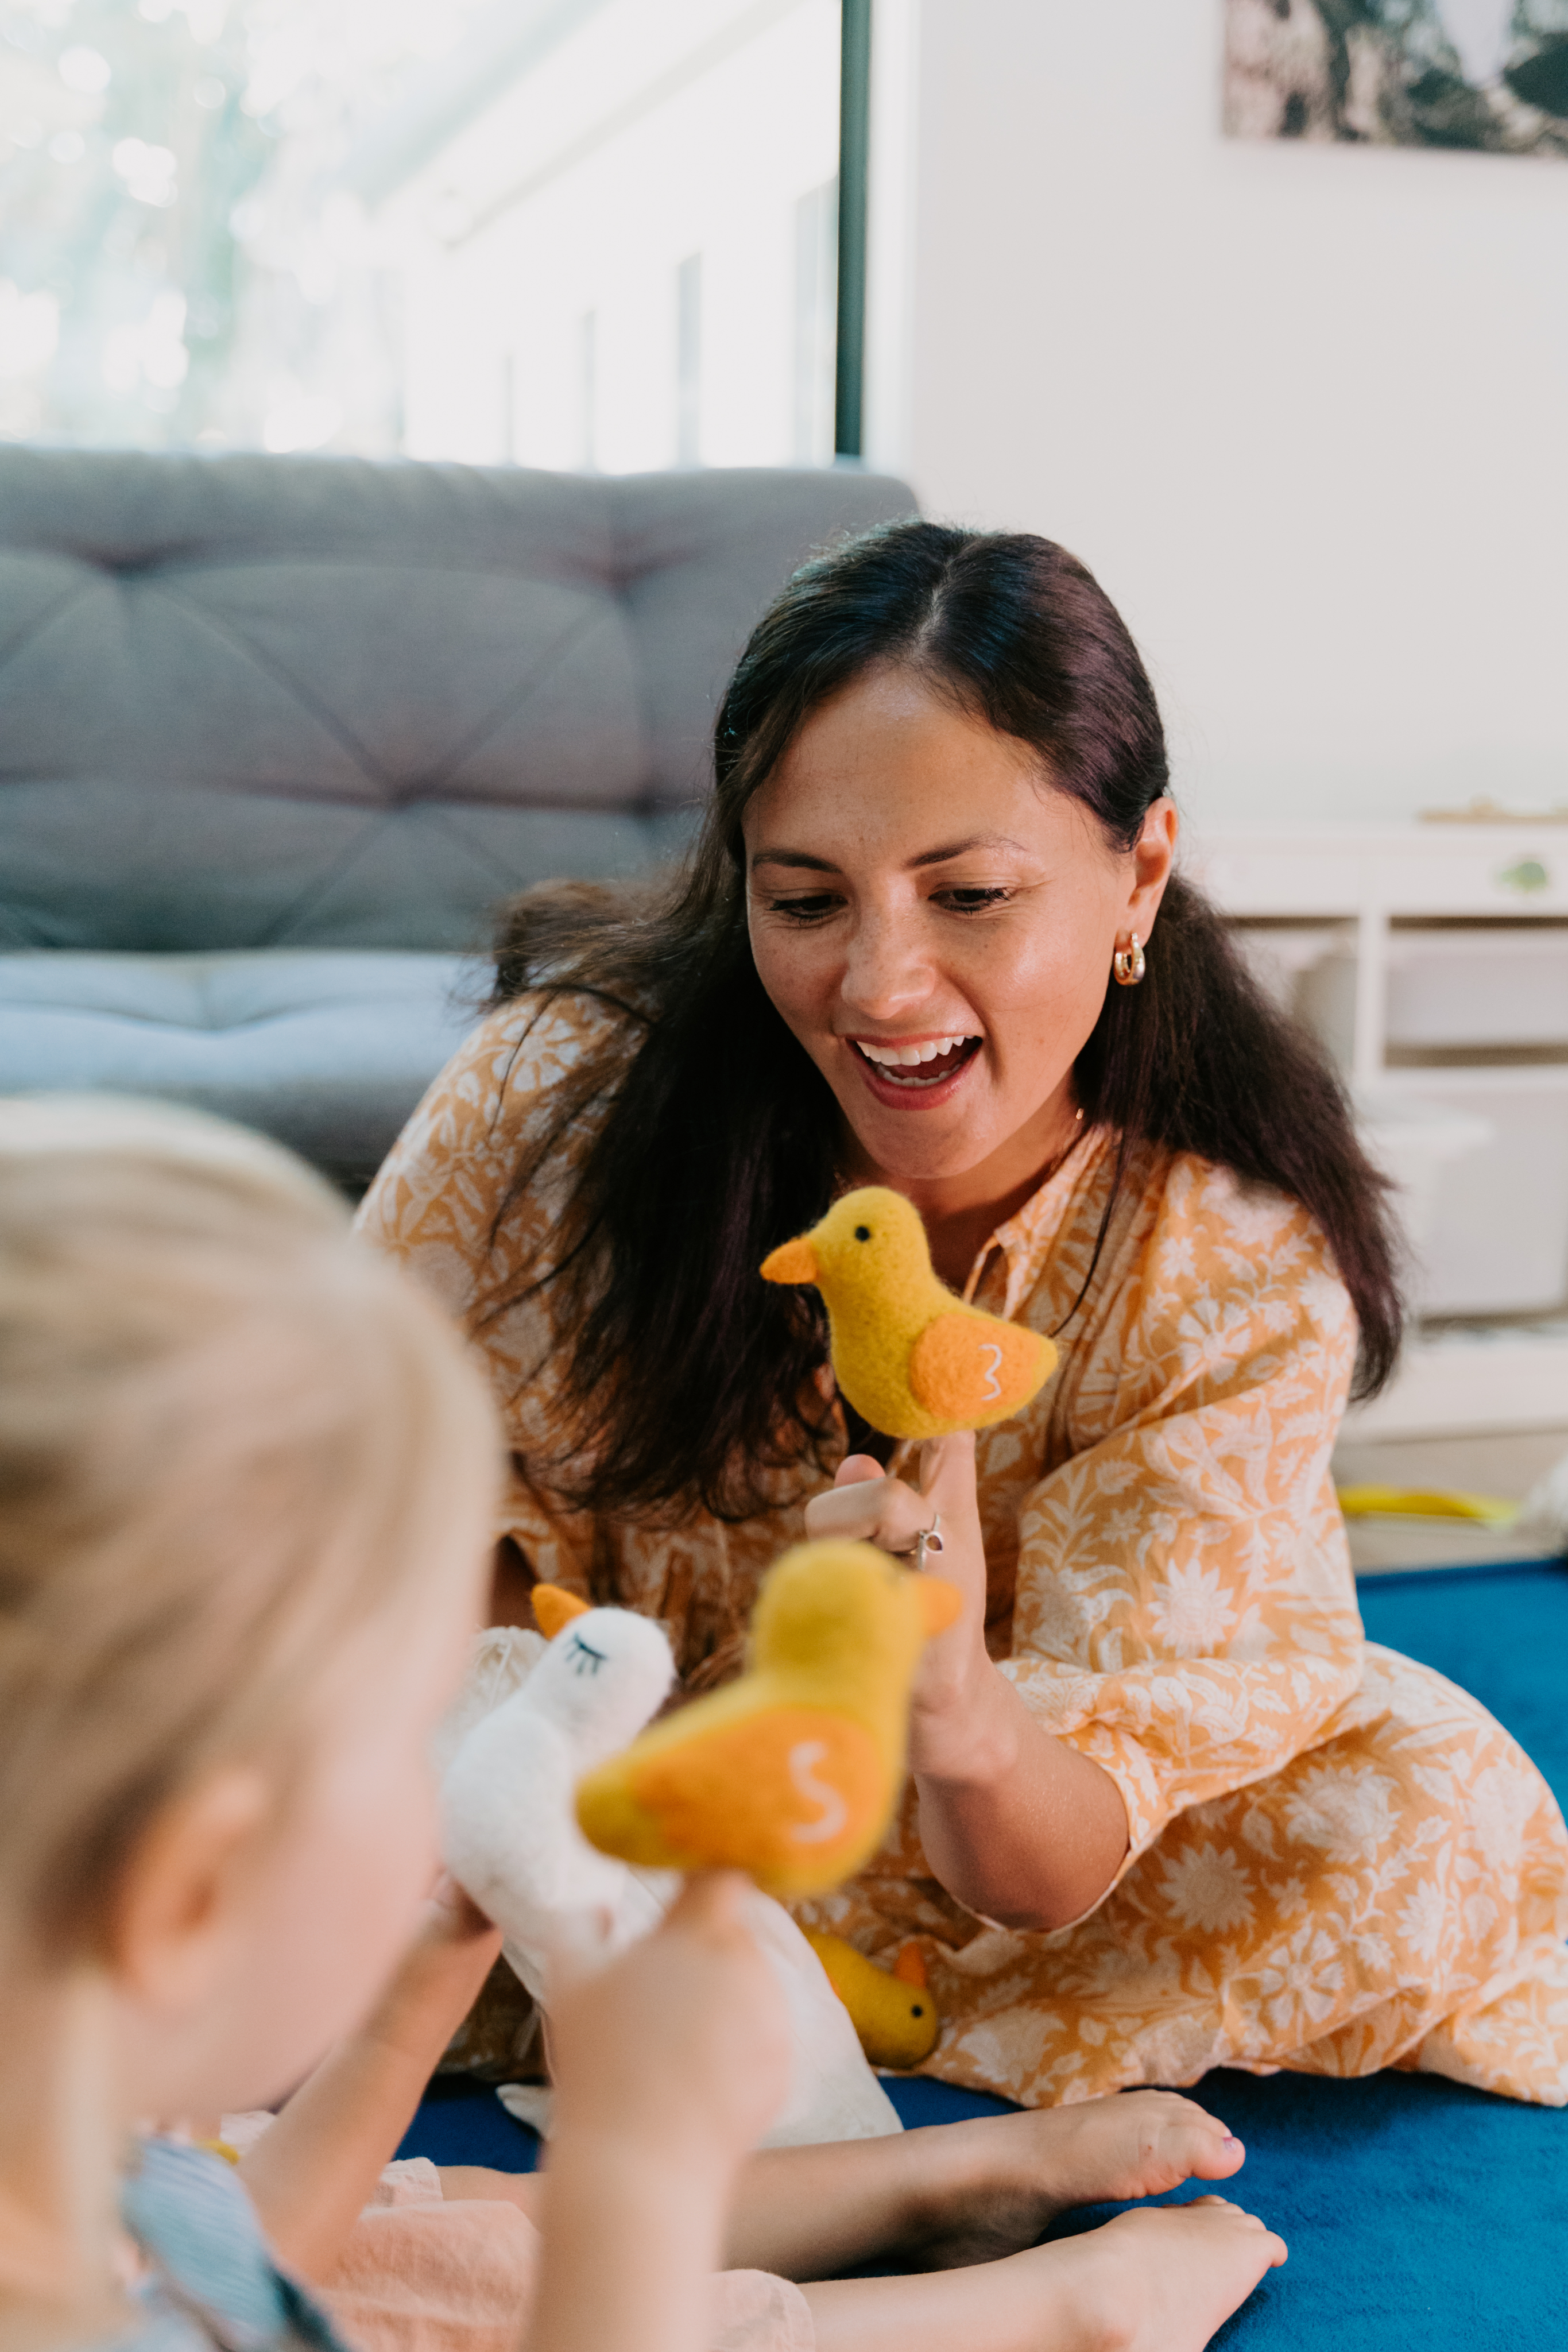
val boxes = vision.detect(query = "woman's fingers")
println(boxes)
[804,1433,983,1584]
[836,1452,886,1488]
[911,1431,985,1615]
[803,1466,936,1555]
[917,1430,979,1521]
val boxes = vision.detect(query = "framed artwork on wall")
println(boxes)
[1224,2,1568,155]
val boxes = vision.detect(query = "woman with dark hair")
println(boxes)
[361,522,1568,2111]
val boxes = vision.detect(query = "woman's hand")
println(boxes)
[804,1432,1004,1776]
[806,1434,1129,1932]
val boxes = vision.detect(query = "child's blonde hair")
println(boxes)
[0,1096,500,1962]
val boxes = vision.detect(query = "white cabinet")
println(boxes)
[1190,824,1568,1436]
[1383,930,1568,1051]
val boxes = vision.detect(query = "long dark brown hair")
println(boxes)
[485,521,1402,1521]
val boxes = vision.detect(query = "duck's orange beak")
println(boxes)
[892,1941,928,1989]
[915,1576,963,1635]
[533,1583,593,1639]
[760,1236,820,1286]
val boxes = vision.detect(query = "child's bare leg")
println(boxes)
[435,2165,541,2215]
[802,2197,1286,2352]
[722,2091,1244,2278]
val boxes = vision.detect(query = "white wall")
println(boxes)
[382,0,840,474]
[866,0,1568,834]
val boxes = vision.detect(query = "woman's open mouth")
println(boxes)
[849,1033,982,1103]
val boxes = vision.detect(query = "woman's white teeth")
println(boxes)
[857,1034,971,1070]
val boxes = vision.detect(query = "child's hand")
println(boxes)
[417,1872,506,1973]
[533,1878,787,2352]
[362,1873,504,2059]
[547,1873,789,2176]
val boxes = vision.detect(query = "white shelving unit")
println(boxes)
[1190,825,1568,1440]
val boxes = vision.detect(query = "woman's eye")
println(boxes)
[936,887,1014,913]
[768,893,841,922]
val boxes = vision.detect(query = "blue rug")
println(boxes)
[400,1563,1568,2347]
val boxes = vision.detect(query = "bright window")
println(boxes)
[0,0,844,467]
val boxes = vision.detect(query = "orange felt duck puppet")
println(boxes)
[760,1185,1055,1441]
[574,1538,959,1900]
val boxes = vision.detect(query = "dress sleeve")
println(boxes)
[356,993,621,1317]
[355,992,627,1582]
[1003,1158,1366,1891]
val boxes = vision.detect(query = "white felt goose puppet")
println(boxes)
[440,1587,901,2149]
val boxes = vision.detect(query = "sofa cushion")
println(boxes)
[0,950,481,1186]
[0,452,916,955]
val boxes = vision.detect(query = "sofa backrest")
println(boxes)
[0,451,916,954]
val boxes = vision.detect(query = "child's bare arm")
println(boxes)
[529,1874,789,2352]
[239,1878,502,2280]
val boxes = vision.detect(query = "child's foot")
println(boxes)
[1040,2196,1287,2350]
[902,2090,1246,2268]
[804,2197,1286,2351]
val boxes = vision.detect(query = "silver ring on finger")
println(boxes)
[896,1511,944,1573]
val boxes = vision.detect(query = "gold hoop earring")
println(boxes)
[1112,933,1145,987]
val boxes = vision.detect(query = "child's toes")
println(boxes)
[1187,2196,1286,2261]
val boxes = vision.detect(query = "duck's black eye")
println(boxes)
[911,2004,925,2017]
[854,1224,872,1241]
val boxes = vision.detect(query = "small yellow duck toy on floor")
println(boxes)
[802,1932,940,2069]
[760,1185,1055,1440]
[575,1538,960,1899]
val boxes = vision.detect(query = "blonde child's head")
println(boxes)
[0,1097,501,2118]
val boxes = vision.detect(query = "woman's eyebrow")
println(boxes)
[749,847,839,872]
[908,833,1028,868]
[750,832,1027,874]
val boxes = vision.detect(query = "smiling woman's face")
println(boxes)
[744,664,1175,1210]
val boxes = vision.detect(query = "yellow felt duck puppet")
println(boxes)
[760,1185,1055,1441]
[802,1932,940,2069]
[574,1538,960,1900]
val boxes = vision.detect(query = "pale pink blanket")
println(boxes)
[222,2122,812,2352]
[324,2163,814,2352]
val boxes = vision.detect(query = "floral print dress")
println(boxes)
[358,993,1568,2109]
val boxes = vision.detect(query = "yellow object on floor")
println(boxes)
[802,1931,940,2068]
[1336,1483,1517,1525]
[575,1538,960,1898]
[760,1185,1055,1439]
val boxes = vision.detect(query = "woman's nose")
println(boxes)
[839,910,932,1020]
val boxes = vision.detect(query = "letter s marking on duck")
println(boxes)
[788,1742,849,1844]
[979,1342,1003,1403]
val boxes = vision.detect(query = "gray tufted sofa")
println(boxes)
[0,448,915,1185]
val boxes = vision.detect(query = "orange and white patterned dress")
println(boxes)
[359,993,1568,2109]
